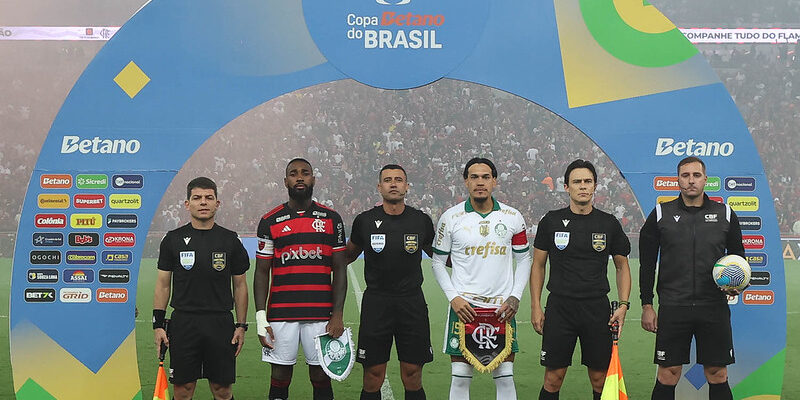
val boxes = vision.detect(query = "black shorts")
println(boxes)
[654,304,734,367]
[540,294,612,370]
[168,311,236,385]
[356,290,433,366]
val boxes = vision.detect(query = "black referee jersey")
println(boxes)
[533,207,630,299]
[350,205,434,296]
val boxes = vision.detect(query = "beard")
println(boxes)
[288,184,314,202]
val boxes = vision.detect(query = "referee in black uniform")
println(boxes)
[530,160,632,400]
[153,177,250,400]
[345,164,435,400]
[640,156,745,400]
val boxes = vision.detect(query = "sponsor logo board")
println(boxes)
[725,177,756,191]
[59,288,92,303]
[104,232,135,247]
[27,269,59,283]
[109,194,141,209]
[102,250,132,264]
[653,176,678,191]
[25,288,56,303]
[704,177,721,192]
[40,174,72,189]
[35,213,67,228]
[98,269,130,283]
[654,138,734,157]
[738,216,762,231]
[37,194,70,209]
[112,174,144,189]
[106,214,138,228]
[727,196,759,212]
[61,136,140,154]
[96,288,128,303]
[30,250,61,265]
[742,290,774,305]
[73,194,106,208]
[65,250,97,265]
[75,174,108,189]
[32,232,64,247]
[70,213,102,228]
[68,232,100,246]
[63,269,95,283]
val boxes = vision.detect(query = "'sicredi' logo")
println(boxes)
[554,0,718,107]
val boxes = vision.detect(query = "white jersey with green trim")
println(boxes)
[433,199,530,306]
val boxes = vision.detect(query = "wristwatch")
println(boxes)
[235,322,248,331]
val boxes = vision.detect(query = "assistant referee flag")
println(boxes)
[601,341,627,400]
[153,360,169,400]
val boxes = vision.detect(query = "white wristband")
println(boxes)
[256,310,270,337]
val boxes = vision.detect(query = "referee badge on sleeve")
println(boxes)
[592,233,607,252]
[371,234,386,253]
[404,234,418,253]
[180,251,195,270]
[212,252,226,271]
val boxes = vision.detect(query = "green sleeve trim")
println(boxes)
[432,247,450,255]
[512,246,530,253]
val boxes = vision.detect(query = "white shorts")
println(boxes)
[261,321,328,365]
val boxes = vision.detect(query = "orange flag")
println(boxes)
[600,342,628,400]
[153,361,169,400]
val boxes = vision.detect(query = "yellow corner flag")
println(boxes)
[600,342,628,400]
[153,361,169,400]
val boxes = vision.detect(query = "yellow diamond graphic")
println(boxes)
[113,61,150,98]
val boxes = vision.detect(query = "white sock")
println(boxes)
[492,362,516,400]
[450,362,473,400]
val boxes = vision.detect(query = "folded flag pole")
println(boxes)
[601,301,628,400]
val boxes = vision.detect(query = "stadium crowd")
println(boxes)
[1,33,799,260]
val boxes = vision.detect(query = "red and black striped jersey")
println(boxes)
[256,202,345,321]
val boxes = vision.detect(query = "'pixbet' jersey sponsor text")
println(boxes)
[60,135,140,154]
[655,138,734,157]
[347,12,444,49]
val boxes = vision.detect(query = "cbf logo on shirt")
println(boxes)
[371,234,386,253]
[554,232,570,250]
[180,251,195,270]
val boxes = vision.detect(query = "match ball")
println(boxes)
[712,254,751,291]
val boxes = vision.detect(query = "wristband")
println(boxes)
[235,322,248,331]
[618,301,630,309]
[152,309,166,330]
[256,310,270,337]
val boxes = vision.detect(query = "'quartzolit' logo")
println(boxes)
[109,194,141,209]
[104,232,136,247]
[60,135,141,154]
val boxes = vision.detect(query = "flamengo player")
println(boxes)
[253,158,348,400]
[432,157,532,400]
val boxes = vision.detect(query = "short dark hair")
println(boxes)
[564,159,597,185]
[285,157,313,176]
[186,177,217,199]
[463,157,497,179]
[677,156,706,175]
[379,164,407,179]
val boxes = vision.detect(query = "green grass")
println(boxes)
[1,258,798,398]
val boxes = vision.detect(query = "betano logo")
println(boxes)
[60,135,141,154]
[70,213,102,229]
[109,194,141,209]
[653,176,678,191]
[727,196,759,212]
[742,290,774,305]
[96,288,128,303]
[40,174,72,189]
[37,194,70,209]
[655,138,734,157]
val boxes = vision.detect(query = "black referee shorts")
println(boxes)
[540,294,612,370]
[356,290,433,367]
[654,304,734,367]
[168,311,236,385]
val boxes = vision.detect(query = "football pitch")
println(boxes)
[0,258,798,399]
